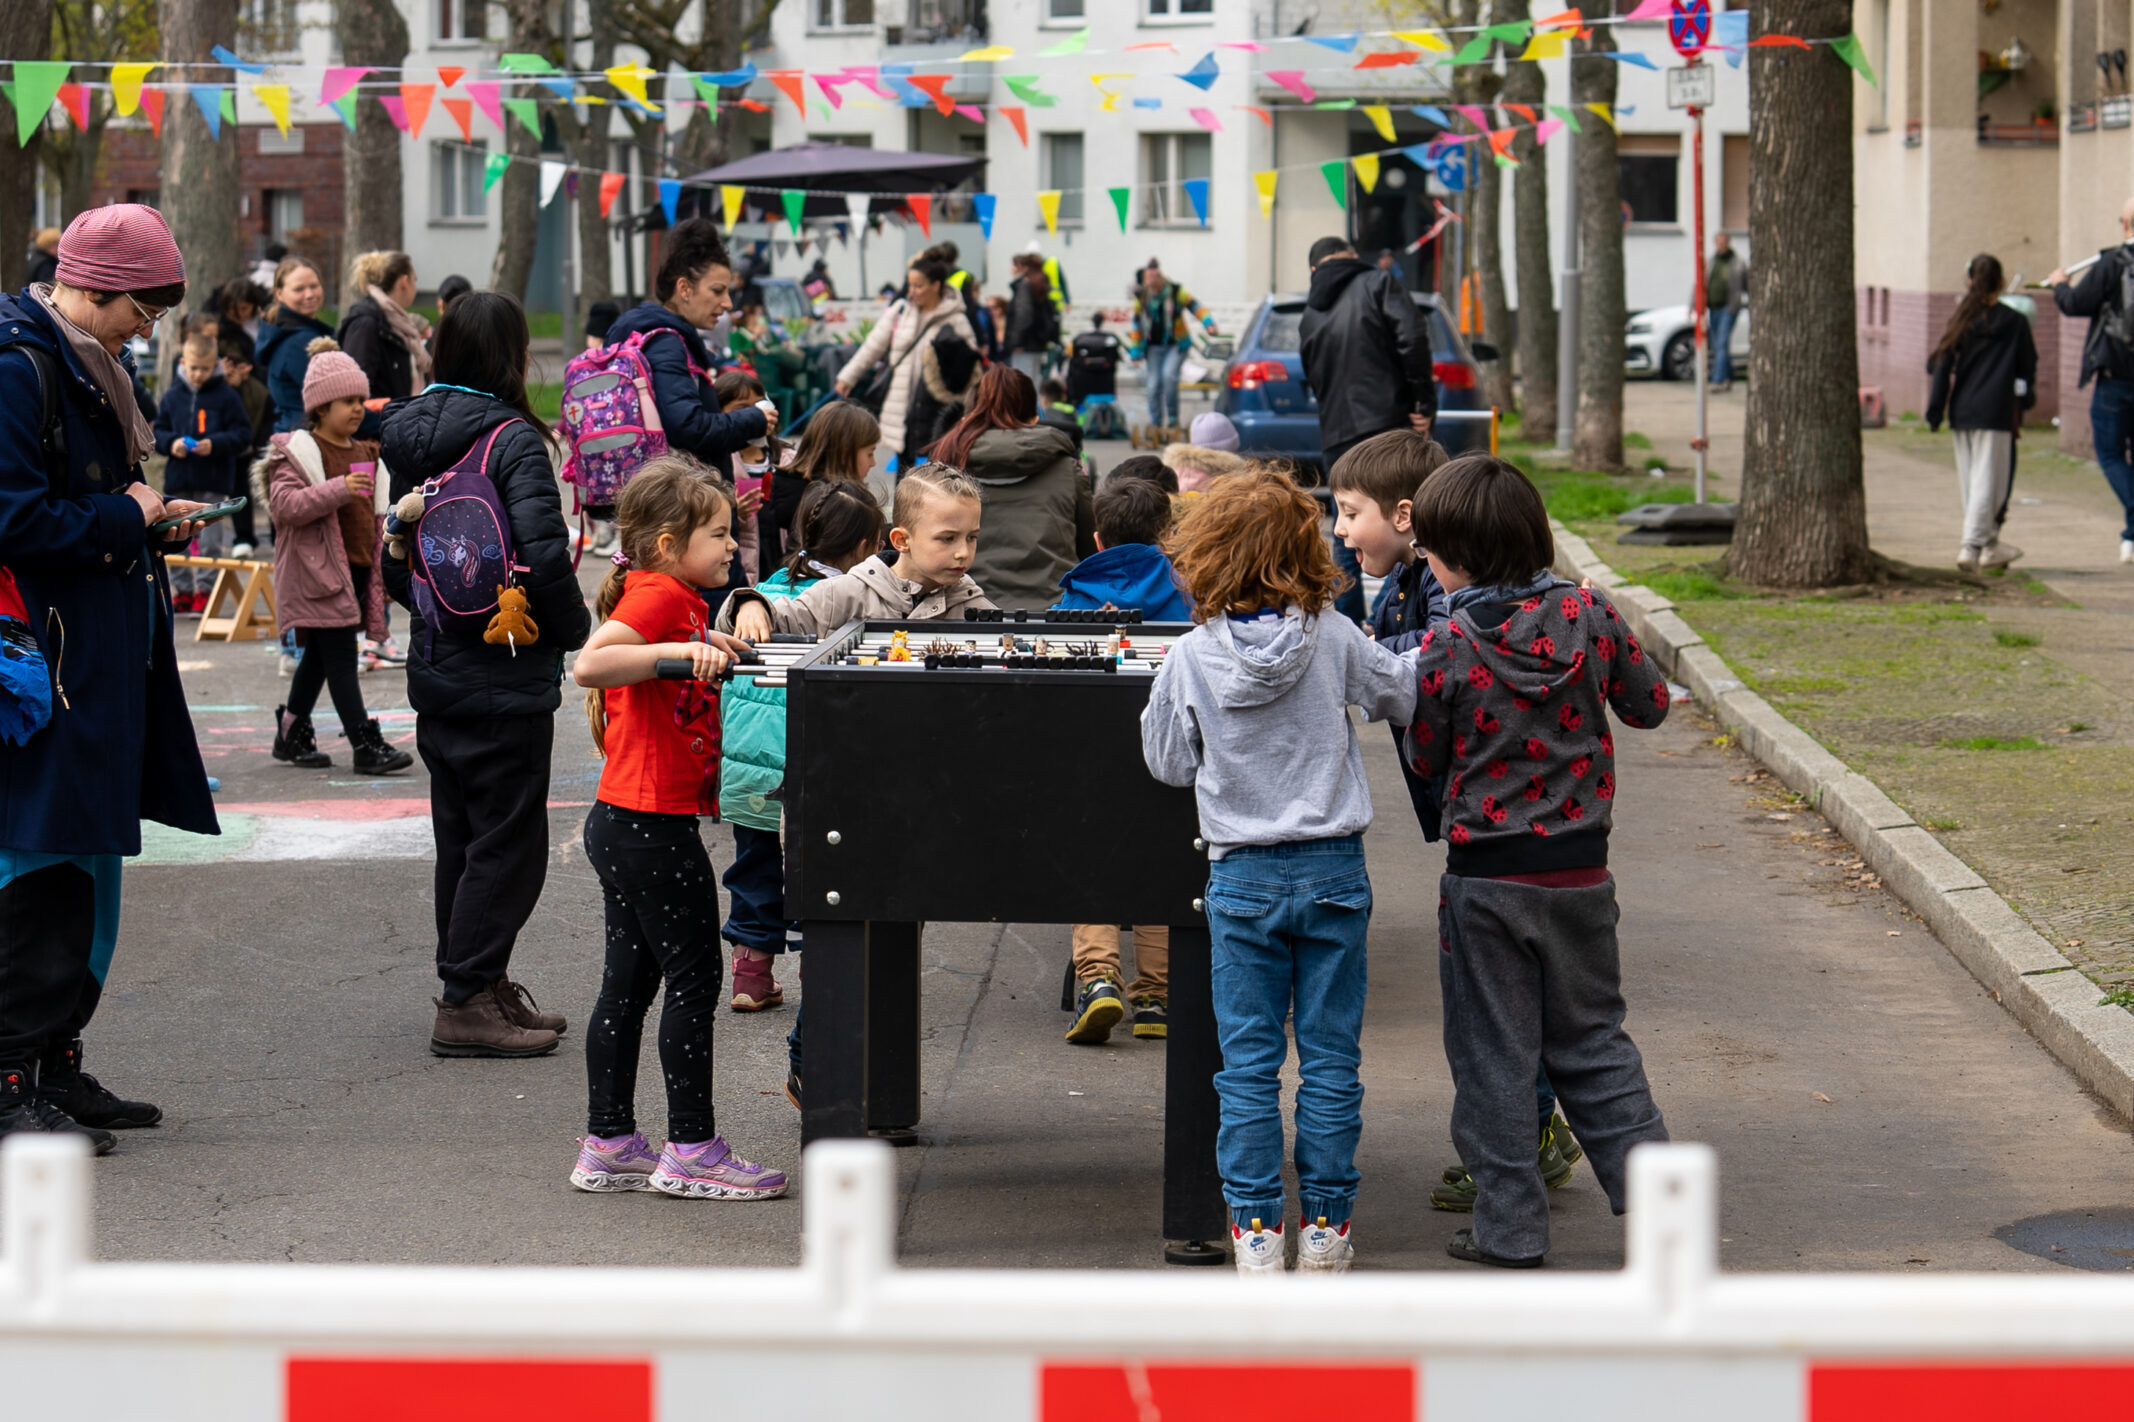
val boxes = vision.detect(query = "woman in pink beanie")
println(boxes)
[253,337,410,775]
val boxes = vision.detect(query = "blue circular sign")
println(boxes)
[1435,148,1470,192]
[1669,0,1711,56]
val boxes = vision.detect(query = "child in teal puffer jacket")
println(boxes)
[719,481,886,1096]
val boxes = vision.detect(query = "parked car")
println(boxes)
[1213,292,1494,482]
[1624,304,1750,381]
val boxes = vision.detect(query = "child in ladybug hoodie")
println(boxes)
[1403,454,1672,1271]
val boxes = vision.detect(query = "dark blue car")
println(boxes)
[1214,292,1495,483]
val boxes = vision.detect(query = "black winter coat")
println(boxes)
[1299,257,1436,454]
[604,301,768,481]
[2054,243,2134,388]
[379,388,592,718]
[257,306,335,433]
[152,371,254,496]
[1926,303,2037,434]
[1004,278,1058,354]
[336,296,414,403]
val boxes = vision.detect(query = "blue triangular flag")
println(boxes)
[1410,105,1452,128]
[1176,52,1219,91]
[659,178,681,224]
[1305,32,1359,52]
[1182,177,1209,228]
[1403,144,1436,167]
[1712,9,1748,67]
[1596,51,1659,70]
[973,191,997,239]
[188,83,223,139]
[699,63,757,87]
[1132,96,1162,109]
[211,44,266,75]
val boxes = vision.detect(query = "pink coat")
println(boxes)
[257,432,388,638]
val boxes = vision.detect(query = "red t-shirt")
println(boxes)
[596,571,722,816]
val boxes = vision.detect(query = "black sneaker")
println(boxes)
[1064,976,1125,1045]
[0,1065,115,1155]
[38,1039,161,1129]
[1130,995,1168,1040]
[272,705,331,768]
[1446,1228,1543,1269]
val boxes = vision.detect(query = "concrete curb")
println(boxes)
[1552,520,2134,1120]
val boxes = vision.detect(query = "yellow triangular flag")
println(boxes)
[1089,72,1130,86]
[1584,101,1617,130]
[959,45,1014,61]
[111,62,156,118]
[1352,153,1380,193]
[1253,169,1278,220]
[1520,32,1570,60]
[604,63,661,113]
[1097,88,1122,112]
[721,185,746,228]
[1393,30,1451,51]
[252,83,291,136]
[1037,190,1062,234]
[1362,105,1395,144]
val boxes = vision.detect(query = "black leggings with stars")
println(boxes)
[582,801,724,1143]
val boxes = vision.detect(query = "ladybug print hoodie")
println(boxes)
[1403,575,1669,876]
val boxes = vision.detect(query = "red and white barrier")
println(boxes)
[5,1135,2134,1419]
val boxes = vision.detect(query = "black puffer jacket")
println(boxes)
[379,387,592,718]
[336,296,413,403]
[1926,302,2037,433]
[1299,256,1436,454]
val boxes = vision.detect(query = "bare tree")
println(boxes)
[336,0,409,280]
[1448,0,1515,416]
[46,0,161,224]
[1729,0,1873,586]
[1505,47,1556,442]
[610,0,779,177]
[487,0,552,298]
[0,0,54,293]
[557,0,617,308]
[1571,6,1624,470]
[158,0,239,312]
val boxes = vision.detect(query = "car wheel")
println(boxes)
[1661,332,1697,382]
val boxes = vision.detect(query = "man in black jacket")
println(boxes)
[2048,198,2134,564]
[1300,236,1436,620]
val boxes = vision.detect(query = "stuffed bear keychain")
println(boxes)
[483,585,540,654]
[384,490,425,562]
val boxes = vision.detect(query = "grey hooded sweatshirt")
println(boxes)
[1141,607,1417,858]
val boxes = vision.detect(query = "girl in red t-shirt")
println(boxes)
[566,457,788,1200]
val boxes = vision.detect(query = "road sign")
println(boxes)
[1435,147,1470,192]
[1667,63,1716,109]
[1669,0,1712,57]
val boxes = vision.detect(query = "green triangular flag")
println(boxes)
[1108,186,1130,232]
[781,188,805,234]
[503,97,541,136]
[0,83,15,113]
[219,86,236,125]
[1546,102,1584,134]
[1002,76,1058,108]
[1482,21,1533,45]
[693,76,721,107]
[1039,27,1089,57]
[330,92,357,129]
[12,60,70,148]
[498,52,557,73]
[1451,33,1493,64]
[1321,159,1348,210]
[1830,31,1879,87]
[1313,99,1357,110]
[483,149,512,191]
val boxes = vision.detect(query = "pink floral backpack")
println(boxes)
[555,327,702,524]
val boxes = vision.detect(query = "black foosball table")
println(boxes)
[761,615,1229,1264]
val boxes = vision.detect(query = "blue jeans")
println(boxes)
[1143,343,1185,427]
[2092,378,2134,542]
[721,823,797,954]
[1709,306,1737,386]
[1204,835,1370,1228]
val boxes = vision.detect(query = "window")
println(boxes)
[1140,132,1211,227]
[1145,0,1213,16]
[432,141,488,222]
[1046,0,1086,18]
[1043,132,1085,225]
[258,126,305,155]
[264,189,304,240]
[1617,134,1678,225]
[808,132,873,147]
[812,0,874,29]
[239,0,301,52]
[438,0,486,41]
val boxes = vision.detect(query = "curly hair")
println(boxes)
[1167,466,1344,622]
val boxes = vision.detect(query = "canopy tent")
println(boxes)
[633,142,987,229]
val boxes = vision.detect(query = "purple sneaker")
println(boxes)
[649,1135,788,1200]
[569,1131,660,1192]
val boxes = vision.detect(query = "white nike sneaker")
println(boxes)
[1296,1215,1355,1273]
[1232,1217,1286,1276]
[2121,538,2134,565]
[1981,541,2023,569]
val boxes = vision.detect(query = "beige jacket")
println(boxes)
[716,553,994,636]
[838,298,978,457]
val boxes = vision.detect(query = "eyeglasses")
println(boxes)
[123,292,167,333]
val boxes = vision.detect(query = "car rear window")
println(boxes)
[1258,305,1305,351]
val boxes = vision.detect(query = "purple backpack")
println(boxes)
[556,328,700,518]
[409,421,526,653]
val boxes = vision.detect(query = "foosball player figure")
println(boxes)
[885,628,912,662]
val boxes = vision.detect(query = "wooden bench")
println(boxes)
[164,555,277,642]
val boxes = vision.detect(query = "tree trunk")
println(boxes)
[563,0,616,309]
[488,0,553,298]
[336,0,409,281]
[1452,7,1514,417]
[1572,11,1624,470]
[1729,0,1873,586]
[159,0,239,316]
[56,118,105,224]
[0,0,53,293]
[1506,50,1556,443]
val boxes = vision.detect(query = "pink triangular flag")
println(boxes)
[1623,0,1672,16]
[466,80,503,131]
[1188,107,1222,132]
[816,73,845,110]
[1535,118,1564,145]
[399,82,434,137]
[1266,71,1315,104]
[953,102,983,122]
[377,94,408,132]
[1456,104,1493,131]
[442,96,473,143]
[321,66,369,105]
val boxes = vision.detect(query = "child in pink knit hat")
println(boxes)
[253,337,411,774]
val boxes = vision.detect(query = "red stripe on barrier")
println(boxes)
[287,1357,652,1421]
[1041,1362,1414,1421]
[1811,1363,2134,1420]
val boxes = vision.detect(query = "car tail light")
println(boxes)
[1227,360,1290,389]
[1433,360,1476,390]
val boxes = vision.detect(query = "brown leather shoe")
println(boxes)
[429,983,561,1058]
[496,978,568,1035]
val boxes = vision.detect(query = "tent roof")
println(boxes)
[682,141,985,194]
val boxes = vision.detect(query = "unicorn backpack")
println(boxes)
[402,420,527,655]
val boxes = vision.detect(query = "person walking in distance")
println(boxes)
[2048,197,2134,563]
[1926,254,2036,574]
[1299,236,1436,624]
[1705,233,1747,393]
[1128,260,1217,441]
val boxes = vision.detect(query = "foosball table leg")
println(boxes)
[865,920,922,1146]
[1161,921,1228,1264]
[801,920,869,1146]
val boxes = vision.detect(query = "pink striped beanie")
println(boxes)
[54,204,185,292]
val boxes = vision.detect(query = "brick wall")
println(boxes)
[2057,311,2092,458]
[1856,284,2065,435]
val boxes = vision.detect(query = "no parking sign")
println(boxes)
[1669,0,1711,57]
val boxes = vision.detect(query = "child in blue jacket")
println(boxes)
[154,333,253,611]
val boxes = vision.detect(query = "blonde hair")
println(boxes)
[1168,466,1343,622]
[891,463,981,534]
[584,456,736,756]
[180,333,219,364]
[349,250,414,298]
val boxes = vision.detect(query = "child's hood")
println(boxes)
[1057,542,1182,612]
[849,553,982,613]
[1447,578,1605,701]
[1205,608,1318,709]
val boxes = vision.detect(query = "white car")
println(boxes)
[1624,304,1749,381]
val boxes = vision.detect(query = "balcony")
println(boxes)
[884,0,984,48]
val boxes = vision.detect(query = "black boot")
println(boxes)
[350,717,413,775]
[37,1038,161,1129]
[0,1062,115,1156]
[273,705,331,768]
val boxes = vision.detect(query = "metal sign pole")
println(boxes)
[1692,81,1708,504]
[1670,0,1713,503]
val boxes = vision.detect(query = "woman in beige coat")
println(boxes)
[835,256,977,484]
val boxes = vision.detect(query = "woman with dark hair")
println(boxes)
[0,204,218,1148]
[337,250,430,404]
[215,276,270,347]
[256,256,334,432]
[1926,253,2038,573]
[934,365,1094,611]
[379,291,593,1059]
[1003,255,1056,384]
[603,217,771,481]
[834,256,978,482]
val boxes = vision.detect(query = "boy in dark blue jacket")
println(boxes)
[1053,473,1192,623]
[154,334,252,611]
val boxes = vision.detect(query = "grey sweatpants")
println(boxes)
[1438,872,1668,1261]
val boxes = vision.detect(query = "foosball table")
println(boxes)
[755,615,1230,1263]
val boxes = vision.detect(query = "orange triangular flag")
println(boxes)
[1487,128,1518,159]
[1001,105,1029,146]
[767,70,807,115]
[437,65,465,88]
[140,87,165,138]
[1502,103,1536,124]
[399,82,435,137]
[441,96,473,143]
[908,193,932,237]
[908,74,955,116]
[55,83,88,131]
[599,171,627,218]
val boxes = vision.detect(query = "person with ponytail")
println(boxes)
[567,457,788,1201]
[1926,253,2038,573]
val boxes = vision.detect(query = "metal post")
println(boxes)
[1554,93,1580,456]
[1691,71,1708,504]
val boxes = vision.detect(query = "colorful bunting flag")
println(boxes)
[604,63,658,109]
[54,84,86,132]
[187,83,223,140]
[1623,0,1672,17]
[538,159,566,207]
[1412,105,1452,127]
[1355,52,1419,69]
[767,70,809,114]
[960,44,1014,61]
[1362,104,1396,143]
[1596,51,1658,70]
[437,65,465,88]
[500,53,574,100]
[320,66,368,105]
[1584,102,1617,130]
[212,45,265,76]
[973,191,997,238]
[253,83,291,136]
[1108,186,1130,232]
[1266,71,1315,104]
[700,64,757,87]
[441,96,473,142]
[1487,128,1518,164]
[1519,32,1570,60]
[1002,75,1058,107]
[780,189,806,233]
[1534,118,1564,145]
[139,86,165,138]
[1748,34,1812,50]
[13,61,68,147]
[598,170,626,217]
[329,92,356,130]
[483,149,511,191]
[907,73,954,115]
[377,94,409,132]
[1452,34,1494,64]
[722,185,745,228]
[1175,52,1219,90]
[1181,176,1209,227]
[467,80,503,130]
[1188,107,1221,132]
[219,87,236,125]
[1039,28,1090,57]
[1352,153,1380,193]
[502,97,541,136]
[1831,31,1878,86]
[1321,159,1347,209]
[1253,170,1278,220]
[1305,33,1360,52]
[400,82,434,137]
[954,103,984,123]
[659,178,681,224]
[1393,30,1451,51]
[1132,98,1162,110]
[1237,106,1273,127]
[1000,105,1028,146]
[111,62,155,118]
[1713,9,1748,66]
[905,192,930,237]
[1037,190,1061,234]
[1547,103,1584,133]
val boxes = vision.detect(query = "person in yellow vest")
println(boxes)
[1023,240,1070,315]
